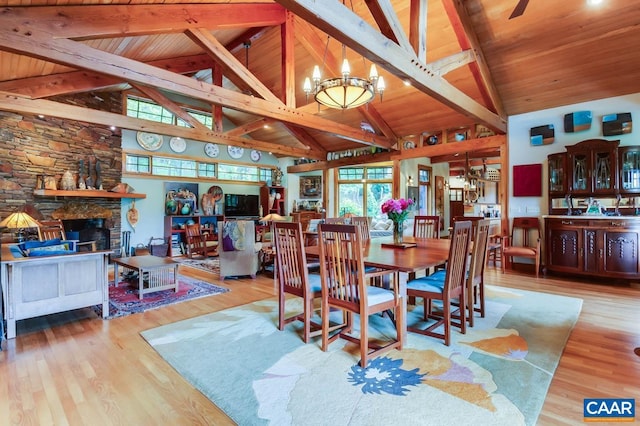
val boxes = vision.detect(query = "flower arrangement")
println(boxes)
[381,198,414,223]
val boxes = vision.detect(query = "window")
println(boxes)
[337,166,393,217]
[218,164,260,182]
[198,162,216,178]
[153,157,197,177]
[125,154,151,174]
[126,96,214,129]
[127,97,174,124]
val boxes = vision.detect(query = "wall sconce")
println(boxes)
[407,176,414,186]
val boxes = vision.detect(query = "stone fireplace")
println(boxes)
[52,202,115,251]
[62,218,111,251]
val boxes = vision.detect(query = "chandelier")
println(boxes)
[303,40,385,110]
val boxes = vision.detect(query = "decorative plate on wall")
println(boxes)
[204,143,219,158]
[250,150,262,162]
[227,146,244,159]
[136,132,164,151]
[169,137,186,153]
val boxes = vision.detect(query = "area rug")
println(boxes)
[173,257,220,274]
[141,286,582,426]
[93,275,228,319]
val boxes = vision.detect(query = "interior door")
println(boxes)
[449,188,464,228]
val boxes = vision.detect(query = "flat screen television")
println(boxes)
[224,194,260,218]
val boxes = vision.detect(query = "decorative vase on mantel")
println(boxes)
[393,220,404,244]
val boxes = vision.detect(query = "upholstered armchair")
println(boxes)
[217,220,261,280]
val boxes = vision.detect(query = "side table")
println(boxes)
[112,255,178,299]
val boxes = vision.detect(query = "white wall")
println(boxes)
[507,93,640,219]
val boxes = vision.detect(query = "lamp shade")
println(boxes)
[260,213,285,222]
[0,212,41,229]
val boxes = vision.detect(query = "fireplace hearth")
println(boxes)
[63,218,111,251]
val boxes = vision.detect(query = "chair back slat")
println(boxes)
[413,215,440,238]
[469,219,491,287]
[511,217,541,247]
[350,216,370,243]
[443,220,472,296]
[273,221,310,297]
[318,223,365,310]
[38,220,66,241]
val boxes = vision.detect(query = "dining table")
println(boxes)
[304,235,451,344]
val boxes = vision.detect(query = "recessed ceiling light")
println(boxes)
[403,80,411,87]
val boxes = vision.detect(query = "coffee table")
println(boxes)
[112,255,178,299]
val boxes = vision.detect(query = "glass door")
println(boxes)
[620,147,640,192]
[548,153,566,194]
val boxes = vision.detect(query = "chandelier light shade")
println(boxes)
[303,42,385,110]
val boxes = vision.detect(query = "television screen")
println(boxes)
[224,194,260,217]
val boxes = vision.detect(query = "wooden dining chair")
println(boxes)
[406,220,472,346]
[413,215,440,238]
[411,215,443,279]
[466,219,490,327]
[324,217,349,224]
[184,223,217,258]
[502,217,541,278]
[415,219,491,327]
[273,221,323,343]
[317,223,403,368]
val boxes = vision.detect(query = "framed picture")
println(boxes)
[530,124,555,146]
[513,164,542,197]
[300,175,322,198]
[602,112,632,136]
[564,111,592,133]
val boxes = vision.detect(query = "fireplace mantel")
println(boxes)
[34,189,146,199]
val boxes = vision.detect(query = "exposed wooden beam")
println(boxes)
[275,0,506,133]
[282,11,296,107]
[3,4,287,39]
[391,134,506,161]
[185,28,280,103]
[0,92,316,159]
[364,0,414,53]
[0,22,392,149]
[0,54,216,99]
[441,0,505,117]
[224,118,274,137]
[409,0,427,62]
[283,125,327,154]
[428,50,475,76]
[287,150,394,173]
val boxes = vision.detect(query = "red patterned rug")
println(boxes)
[93,275,228,319]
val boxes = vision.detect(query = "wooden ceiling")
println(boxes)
[0,0,638,164]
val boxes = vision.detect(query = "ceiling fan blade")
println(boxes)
[509,0,529,19]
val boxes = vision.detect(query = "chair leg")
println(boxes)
[278,290,286,331]
[360,313,369,368]
[321,300,330,352]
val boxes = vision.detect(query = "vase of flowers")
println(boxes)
[381,198,414,244]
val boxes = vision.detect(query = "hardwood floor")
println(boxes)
[1,264,638,425]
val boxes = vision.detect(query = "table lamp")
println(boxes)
[0,211,42,242]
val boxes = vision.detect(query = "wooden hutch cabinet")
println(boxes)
[545,138,640,282]
[566,139,618,195]
[545,217,640,279]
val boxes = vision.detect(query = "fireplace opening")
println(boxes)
[62,218,111,251]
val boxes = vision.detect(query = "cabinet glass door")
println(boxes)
[594,151,614,191]
[548,153,565,193]
[620,147,640,192]
[571,153,588,192]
